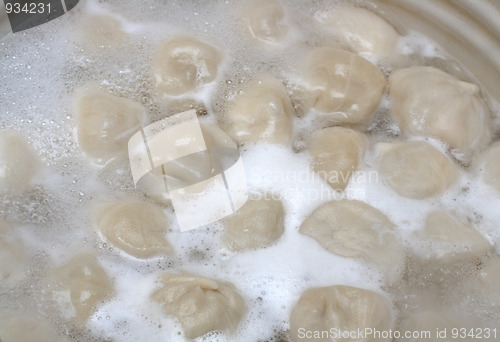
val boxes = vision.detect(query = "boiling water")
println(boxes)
[0,0,499,341]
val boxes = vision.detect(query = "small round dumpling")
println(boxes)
[389,67,491,154]
[301,47,386,125]
[152,272,246,339]
[479,142,500,192]
[308,127,366,191]
[224,75,294,144]
[300,200,404,269]
[222,197,284,251]
[377,141,459,199]
[94,201,173,259]
[477,256,500,292]
[244,0,288,45]
[152,36,222,97]
[0,315,67,342]
[290,285,392,342]
[421,211,492,261]
[316,6,399,55]
[82,15,126,49]
[74,84,146,164]
[51,252,113,321]
[0,132,38,192]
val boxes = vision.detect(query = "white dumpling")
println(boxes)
[51,252,113,321]
[308,127,366,191]
[377,141,459,199]
[301,47,386,125]
[0,222,26,286]
[222,197,284,251]
[152,36,222,97]
[477,256,500,292]
[244,0,288,45]
[290,285,392,342]
[316,6,399,55]
[389,67,491,154]
[224,75,294,144]
[0,132,38,192]
[300,200,404,271]
[421,211,493,261]
[479,141,500,192]
[94,201,173,259]
[0,315,67,342]
[74,84,146,164]
[152,272,246,339]
[82,15,126,49]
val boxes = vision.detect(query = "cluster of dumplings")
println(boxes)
[1,0,500,341]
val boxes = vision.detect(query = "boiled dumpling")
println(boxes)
[51,252,113,321]
[479,141,500,192]
[301,47,386,125]
[477,256,500,292]
[308,127,366,191]
[224,75,294,144]
[377,141,459,199]
[316,6,399,55]
[290,285,392,342]
[74,84,146,164]
[300,200,404,272]
[0,132,38,192]
[244,0,288,45]
[0,315,67,342]
[389,67,491,154]
[82,15,126,49]
[421,211,492,261]
[94,201,173,258]
[152,36,222,97]
[222,197,284,251]
[152,272,246,339]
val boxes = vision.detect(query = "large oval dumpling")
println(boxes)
[74,84,146,164]
[0,132,38,192]
[94,201,173,258]
[0,315,67,342]
[316,6,399,55]
[308,127,366,191]
[301,47,386,125]
[51,252,113,321]
[377,141,459,199]
[420,211,492,261]
[152,36,222,97]
[224,75,294,144]
[222,197,284,251]
[479,142,500,193]
[244,0,288,45]
[300,200,404,271]
[152,272,246,339]
[389,67,491,154]
[290,285,392,342]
